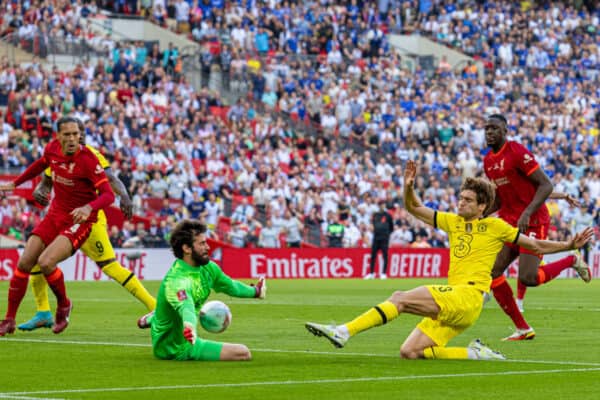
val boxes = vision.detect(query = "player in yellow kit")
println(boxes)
[18,121,156,331]
[305,160,594,360]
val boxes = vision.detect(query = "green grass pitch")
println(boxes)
[0,278,599,399]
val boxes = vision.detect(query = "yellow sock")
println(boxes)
[102,261,156,311]
[30,265,51,312]
[345,301,399,336]
[423,346,469,360]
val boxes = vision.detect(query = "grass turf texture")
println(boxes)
[0,278,599,399]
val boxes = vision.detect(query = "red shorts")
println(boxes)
[506,223,548,258]
[32,213,94,251]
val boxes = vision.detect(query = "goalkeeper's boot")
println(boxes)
[137,310,155,329]
[0,319,16,336]
[18,311,54,331]
[52,300,72,334]
[502,327,535,341]
[468,339,506,360]
[305,322,349,348]
[572,250,591,283]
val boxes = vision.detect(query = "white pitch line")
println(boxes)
[3,337,600,367]
[0,395,63,400]
[3,367,600,397]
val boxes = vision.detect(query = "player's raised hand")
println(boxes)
[404,160,417,187]
[570,227,595,250]
[253,277,267,299]
[0,182,15,192]
[183,322,197,345]
[70,204,93,224]
[564,194,580,208]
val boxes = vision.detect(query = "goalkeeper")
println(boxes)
[137,219,266,361]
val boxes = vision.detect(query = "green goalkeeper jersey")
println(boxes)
[151,258,256,359]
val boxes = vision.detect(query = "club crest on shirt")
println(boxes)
[478,224,487,232]
[492,159,505,171]
[177,290,188,301]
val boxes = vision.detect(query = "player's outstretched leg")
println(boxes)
[101,260,156,311]
[305,322,349,348]
[467,339,506,360]
[306,301,399,348]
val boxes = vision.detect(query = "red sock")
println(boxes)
[491,276,530,330]
[517,280,527,301]
[6,269,29,320]
[538,255,576,284]
[45,268,70,308]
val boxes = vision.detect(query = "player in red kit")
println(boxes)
[483,114,591,341]
[0,117,115,335]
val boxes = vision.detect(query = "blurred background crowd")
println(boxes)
[0,0,598,253]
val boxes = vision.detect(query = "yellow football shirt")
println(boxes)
[435,211,519,293]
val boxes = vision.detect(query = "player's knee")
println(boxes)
[36,255,55,275]
[388,291,405,310]
[519,274,538,286]
[17,257,35,272]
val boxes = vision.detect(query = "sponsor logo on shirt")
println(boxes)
[177,290,188,301]
[53,173,75,186]
[493,177,510,186]
[95,164,103,174]
[523,154,532,164]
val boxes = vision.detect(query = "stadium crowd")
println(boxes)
[0,0,598,252]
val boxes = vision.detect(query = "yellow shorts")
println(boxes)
[79,211,116,263]
[417,285,484,347]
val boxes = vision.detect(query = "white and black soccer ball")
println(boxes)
[199,300,232,333]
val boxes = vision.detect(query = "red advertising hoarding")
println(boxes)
[221,247,450,279]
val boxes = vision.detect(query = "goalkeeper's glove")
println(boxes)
[183,322,197,345]
[253,277,267,299]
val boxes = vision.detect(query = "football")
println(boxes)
[199,300,232,333]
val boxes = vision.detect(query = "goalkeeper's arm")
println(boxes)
[210,263,267,299]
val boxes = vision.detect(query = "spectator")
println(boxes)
[281,209,303,248]
[231,197,254,225]
[259,218,280,248]
[326,215,345,248]
[228,221,248,248]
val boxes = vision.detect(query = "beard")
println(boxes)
[190,248,210,266]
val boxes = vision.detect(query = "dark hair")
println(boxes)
[460,177,496,216]
[169,219,207,259]
[487,113,507,126]
[56,116,84,133]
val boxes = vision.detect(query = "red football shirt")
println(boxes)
[483,141,550,227]
[14,140,111,219]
